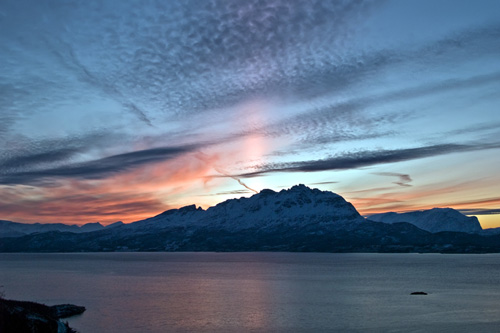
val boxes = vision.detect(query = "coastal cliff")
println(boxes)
[0,298,84,333]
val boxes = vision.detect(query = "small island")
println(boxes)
[0,297,85,333]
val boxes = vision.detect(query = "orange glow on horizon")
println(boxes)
[0,152,226,225]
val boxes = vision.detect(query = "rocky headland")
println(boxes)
[0,297,85,333]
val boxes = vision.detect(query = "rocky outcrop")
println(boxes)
[50,304,86,319]
[0,298,85,333]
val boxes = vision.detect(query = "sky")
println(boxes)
[1,0,500,228]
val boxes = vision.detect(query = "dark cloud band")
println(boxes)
[0,144,201,185]
[240,142,499,177]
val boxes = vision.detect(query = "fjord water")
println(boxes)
[1,253,500,332]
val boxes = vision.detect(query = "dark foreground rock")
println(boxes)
[50,304,86,319]
[0,298,85,333]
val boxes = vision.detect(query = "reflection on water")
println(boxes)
[160,263,274,330]
[2,252,500,332]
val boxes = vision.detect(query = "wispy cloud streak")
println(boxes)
[0,144,201,185]
[373,172,412,187]
[240,143,500,176]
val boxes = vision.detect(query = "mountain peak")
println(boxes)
[158,204,203,217]
[80,222,105,232]
[82,222,103,227]
[106,221,124,229]
[259,188,276,195]
[290,184,309,191]
[178,204,203,214]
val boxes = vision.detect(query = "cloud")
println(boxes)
[2,2,499,141]
[375,71,500,105]
[0,144,202,185]
[196,152,258,193]
[344,186,395,194]
[53,40,154,126]
[38,0,380,118]
[223,26,500,162]
[200,189,253,196]
[442,196,500,208]
[309,181,339,186]
[444,121,500,137]
[0,0,383,137]
[0,192,165,220]
[459,209,500,216]
[256,100,399,143]
[239,69,500,159]
[0,131,118,172]
[0,147,81,170]
[0,113,18,140]
[373,172,412,187]
[240,142,500,176]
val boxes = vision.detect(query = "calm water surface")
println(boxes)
[1,252,500,332]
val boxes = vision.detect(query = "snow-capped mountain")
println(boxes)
[368,208,482,233]
[123,184,365,233]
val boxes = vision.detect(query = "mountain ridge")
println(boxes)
[0,185,498,253]
[0,220,123,238]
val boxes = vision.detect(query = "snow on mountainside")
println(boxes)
[125,184,365,233]
[368,208,482,233]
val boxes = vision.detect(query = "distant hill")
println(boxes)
[368,208,482,233]
[0,220,123,238]
[1,185,499,253]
